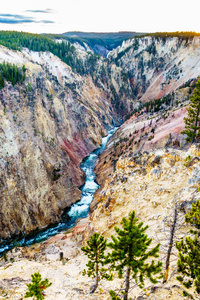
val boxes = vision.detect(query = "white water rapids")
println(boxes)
[0,127,117,254]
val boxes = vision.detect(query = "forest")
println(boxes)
[0,61,26,89]
[0,31,86,75]
[138,31,200,40]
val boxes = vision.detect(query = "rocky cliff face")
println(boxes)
[101,36,200,114]
[0,46,116,240]
[93,83,190,190]
[1,34,200,242]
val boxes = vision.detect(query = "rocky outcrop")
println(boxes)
[102,36,200,114]
[0,46,116,240]
[94,97,188,189]
[87,144,200,299]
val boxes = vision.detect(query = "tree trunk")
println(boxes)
[124,266,131,300]
[95,262,99,290]
[192,106,200,143]
[90,251,99,293]
[163,207,177,283]
[95,253,99,293]
[90,263,99,293]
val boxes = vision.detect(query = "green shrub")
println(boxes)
[25,272,52,300]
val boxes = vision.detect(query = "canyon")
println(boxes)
[1,139,200,299]
[1,32,200,299]
[0,46,116,240]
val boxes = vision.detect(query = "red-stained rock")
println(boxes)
[94,105,189,190]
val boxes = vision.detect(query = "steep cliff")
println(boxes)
[99,35,200,115]
[0,46,115,240]
[93,82,192,191]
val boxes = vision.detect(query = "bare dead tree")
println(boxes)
[163,206,178,283]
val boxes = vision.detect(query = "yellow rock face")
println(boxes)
[86,145,200,298]
[0,47,115,239]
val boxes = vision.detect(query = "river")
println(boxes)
[0,127,117,254]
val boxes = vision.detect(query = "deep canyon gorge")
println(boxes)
[1,32,200,299]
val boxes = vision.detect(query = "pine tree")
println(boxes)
[81,232,112,293]
[107,211,162,300]
[0,75,4,89]
[25,272,52,300]
[176,200,200,298]
[181,79,200,143]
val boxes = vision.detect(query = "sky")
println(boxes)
[0,0,200,34]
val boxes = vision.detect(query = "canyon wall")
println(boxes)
[0,46,115,240]
[100,36,200,114]
[1,34,200,240]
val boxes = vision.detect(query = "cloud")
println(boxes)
[0,13,54,24]
[25,9,53,14]
[0,14,33,24]
[0,14,34,20]
[40,20,54,24]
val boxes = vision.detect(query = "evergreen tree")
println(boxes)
[107,211,162,300]
[176,200,200,298]
[181,79,200,143]
[0,75,4,89]
[81,232,112,293]
[0,62,26,89]
[25,272,52,300]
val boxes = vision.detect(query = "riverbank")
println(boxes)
[0,127,117,255]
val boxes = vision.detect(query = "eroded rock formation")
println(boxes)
[0,47,115,239]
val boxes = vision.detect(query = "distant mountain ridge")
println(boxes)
[59,31,145,56]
